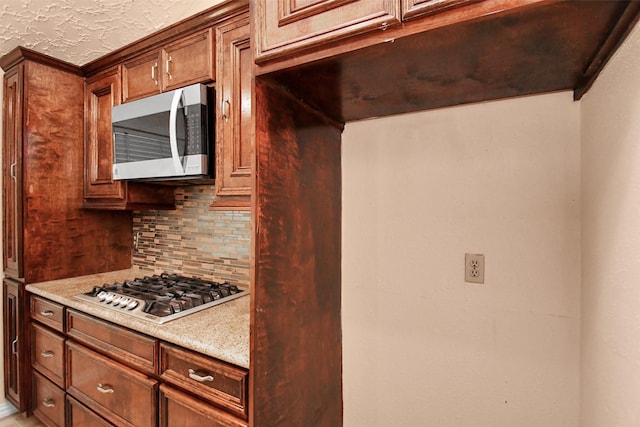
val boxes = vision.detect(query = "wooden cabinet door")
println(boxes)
[3,278,30,411]
[84,68,126,204]
[122,51,162,103]
[2,67,23,278]
[214,14,252,202]
[401,0,482,21]
[161,29,215,92]
[67,395,115,427]
[254,0,401,62]
[33,371,65,427]
[159,385,248,427]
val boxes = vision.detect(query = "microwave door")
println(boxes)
[169,88,186,176]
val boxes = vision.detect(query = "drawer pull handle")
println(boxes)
[40,350,54,358]
[188,369,214,383]
[11,338,18,355]
[97,383,114,394]
[42,398,55,408]
[40,310,54,317]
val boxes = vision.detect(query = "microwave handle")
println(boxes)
[169,88,186,176]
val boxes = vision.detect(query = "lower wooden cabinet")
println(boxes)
[31,323,65,388]
[159,384,248,427]
[3,278,30,411]
[160,343,248,419]
[66,395,114,427]
[29,294,249,427]
[33,371,65,427]
[66,341,158,427]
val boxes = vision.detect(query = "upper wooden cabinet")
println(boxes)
[2,67,22,278]
[254,0,401,63]
[213,13,252,207]
[122,29,215,103]
[401,0,482,20]
[84,68,175,210]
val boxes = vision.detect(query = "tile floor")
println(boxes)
[0,413,43,427]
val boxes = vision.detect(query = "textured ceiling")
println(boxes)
[0,0,227,67]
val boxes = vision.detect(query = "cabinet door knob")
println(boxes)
[11,337,18,355]
[40,309,54,317]
[10,162,17,180]
[42,398,56,408]
[40,350,54,358]
[188,368,214,383]
[97,383,115,394]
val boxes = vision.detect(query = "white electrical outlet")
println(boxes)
[465,253,485,284]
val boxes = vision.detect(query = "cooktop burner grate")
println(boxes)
[74,273,249,324]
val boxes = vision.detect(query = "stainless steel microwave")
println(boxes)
[111,83,211,181]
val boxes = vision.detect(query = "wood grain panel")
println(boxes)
[2,67,22,278]
[159,385,248,427]
[66,310,158,375]
[402,0,482,21]
[67,395,115,427]
[160,343,248,419]
[31,323,65,388]
[3,279,29,411]
[255,0,400,62]
[33,371,65,427]
[30,296,64,332]
[251,79,343,427]
[271,0,635,122]
[66,341,158,427]
[122,51,162,103]
[214,13,253,200]
[161,28,215,92]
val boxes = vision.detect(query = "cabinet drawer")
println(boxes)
[32,323,65,388]
[66,309,158,374]
[33,371,65,427]
[159,384,247,427]
[66,341,158,427]
[31,296,64,332]
[160,343,248,419]
[67,395,115,427]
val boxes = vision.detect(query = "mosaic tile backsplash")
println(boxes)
[132,186,251,287]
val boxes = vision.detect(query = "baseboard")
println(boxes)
[0,401,17,418]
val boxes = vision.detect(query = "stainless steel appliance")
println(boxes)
[111,83,211,181]
[75,273,248,324]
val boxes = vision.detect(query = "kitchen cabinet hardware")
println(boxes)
[165,57,173,80]
[12,337,18,355]
[40,309,54,317]
[151,62,158,85]
[222,99,230,122]
[40,350,54,358]
[97,383,115,394]
[188,369,214,383]
[10,162,16,180]
[42,398,55,408]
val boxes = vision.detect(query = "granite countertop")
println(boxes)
[25,267,250,369]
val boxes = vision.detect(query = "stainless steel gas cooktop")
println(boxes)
[74,273,248,324]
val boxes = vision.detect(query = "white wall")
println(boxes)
[342,92,581,426]
[580,23,640,427]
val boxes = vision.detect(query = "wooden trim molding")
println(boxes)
[0,47,81,74]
